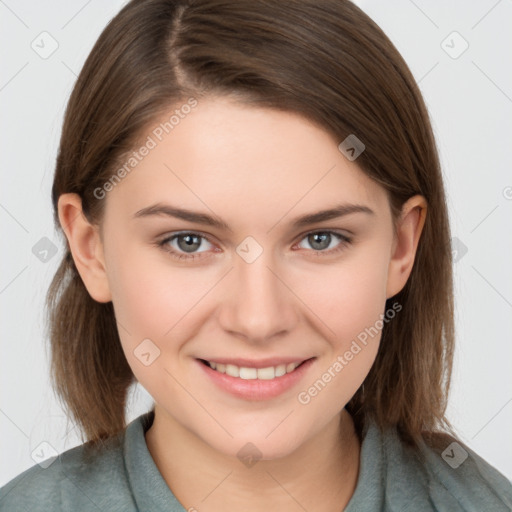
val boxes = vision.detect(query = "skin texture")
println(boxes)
[58,96,427,511]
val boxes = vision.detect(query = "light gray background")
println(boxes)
[1,0,511,487]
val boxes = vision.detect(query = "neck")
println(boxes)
[145,407,361,512]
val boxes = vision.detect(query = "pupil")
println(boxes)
[179,234,200,252]
[310,233,330,250]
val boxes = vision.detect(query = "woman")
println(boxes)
[1,0,511,510]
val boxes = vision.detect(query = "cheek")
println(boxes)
[108,250,209,338]
[105,243,227,388]
[290,247,390,408]
[294,247,390,345]
[106,251,209,396]
[293,263,388,424]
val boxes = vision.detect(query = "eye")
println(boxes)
[158,231,215,261]
[295,230,352,256]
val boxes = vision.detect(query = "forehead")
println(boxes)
[105,97,389,228]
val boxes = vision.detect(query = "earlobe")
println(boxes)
[386,195,427,299]
[57,193,112,303]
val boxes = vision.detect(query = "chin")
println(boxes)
[207,429,305,463]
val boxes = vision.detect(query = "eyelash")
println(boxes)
[156,230,352,262]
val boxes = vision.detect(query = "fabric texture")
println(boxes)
[1,410,511,511]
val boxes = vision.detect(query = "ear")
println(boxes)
[57,193,112,303]
[386,195,427,299]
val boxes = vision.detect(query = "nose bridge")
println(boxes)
[220,241,296,342]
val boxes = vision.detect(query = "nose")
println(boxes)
[218,249,298,344]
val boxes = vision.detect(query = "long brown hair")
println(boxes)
[47,0,455,451]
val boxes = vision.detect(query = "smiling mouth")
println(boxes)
[198,359,311,380]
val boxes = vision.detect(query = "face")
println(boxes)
[72,96,417,459]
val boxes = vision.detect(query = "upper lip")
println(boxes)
[197,356,314,369]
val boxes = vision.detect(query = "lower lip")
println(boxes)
[196,358,315,400]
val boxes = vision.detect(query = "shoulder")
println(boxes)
[384,425,512,511]
[349,417,512,511]
[0,432,137,512]
[417,432,512,512]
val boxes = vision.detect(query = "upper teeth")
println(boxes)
[208,361,301,380]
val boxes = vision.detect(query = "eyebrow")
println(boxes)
[133,202,375,231]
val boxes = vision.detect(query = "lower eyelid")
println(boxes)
[162,233,214,252]
[293,232,352,256]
